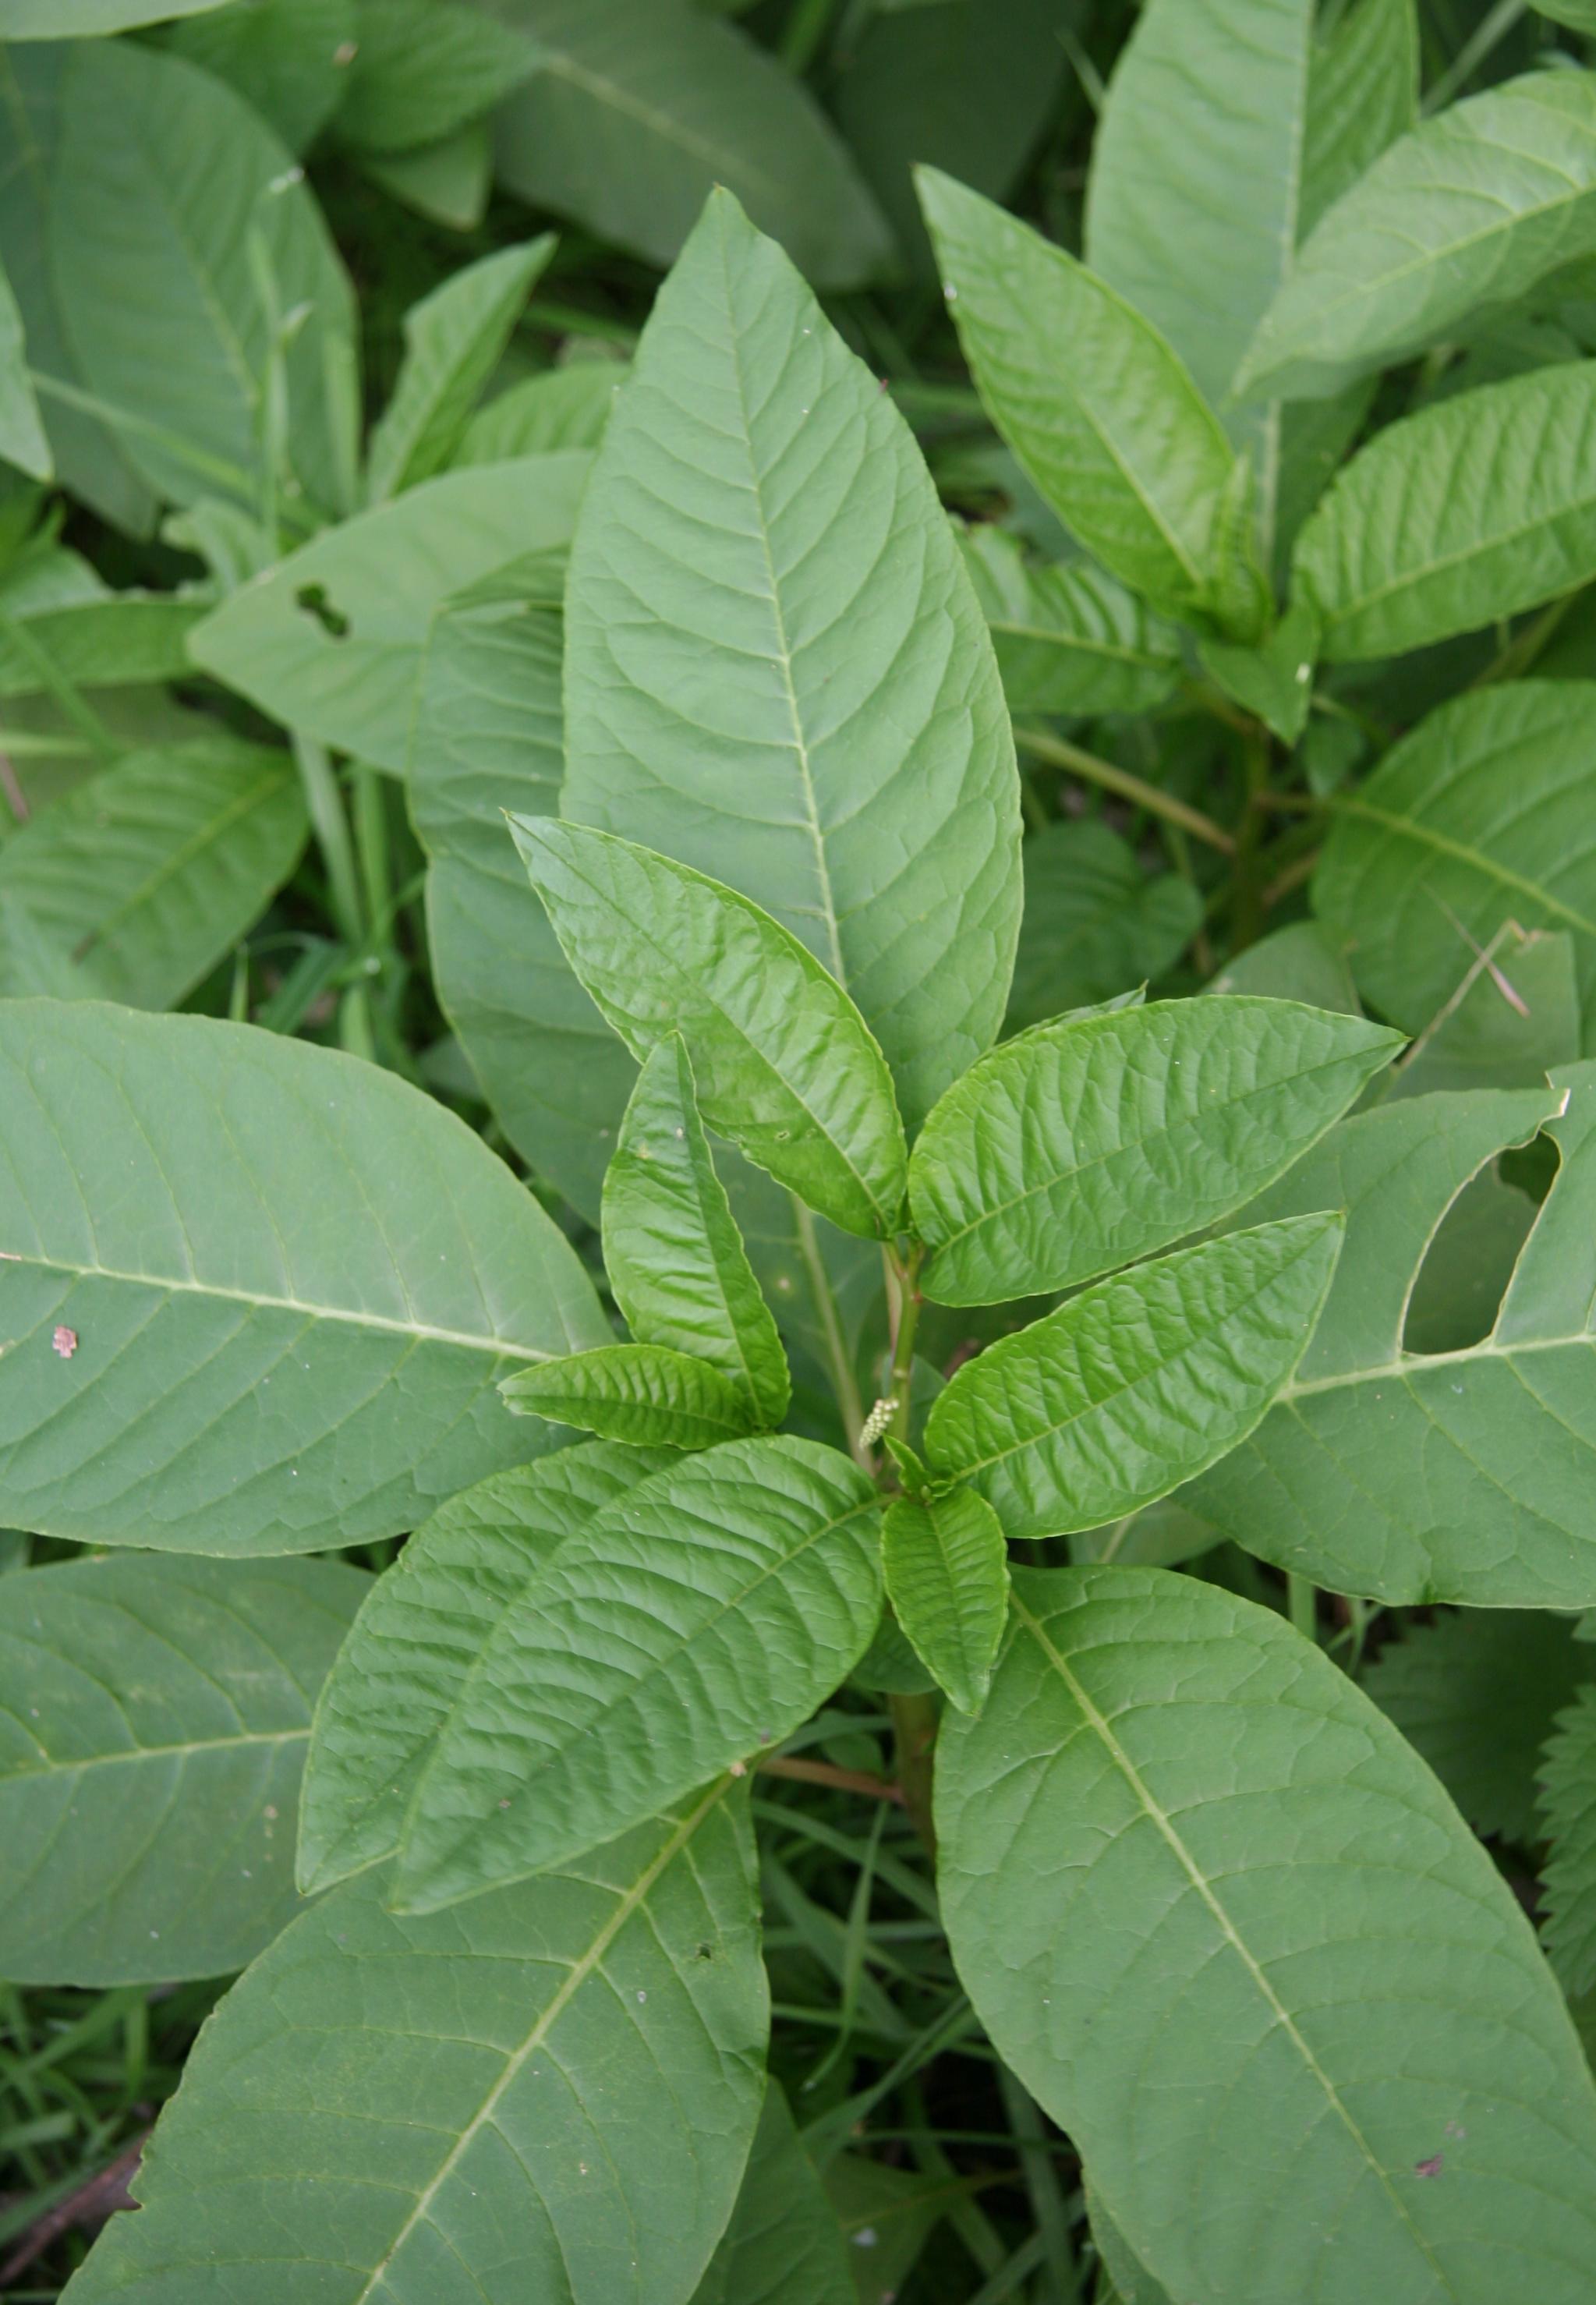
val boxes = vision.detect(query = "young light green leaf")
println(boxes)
[959,526,1182,717]
[511,819,909,1241]
[938,1565,1596,2305]
[0,1555,363,1985]
[605,1037,790,1429]
[1198,598,1320,743]
[191,452,590,772]
[0,253,48,480]
[455,361,622,464]
[66,1783,768,2305]
[917,166,1239,623]
[1365,1608,1588,1843]
[1300,0,1418,236]
[338,0,533,150]
[692,2084,853,2305]
[911,997,1398,1306]
[503,1343,760,1450]
[0,1000,608,1554]
[394,1434,883,1909]
[490,0,894,290]
[0,738,307,1010]
[171,0,355,154]
[1006,822,1199,1033]
[297,1442,670,1894]
[1313,681,1596,1033]
[924,1216,1343,1542]
[1538,1685,1596,1996]
[1237,72,1596,403]
[366,237,554,500]
[1187,1076,1596,1605]
[51,38,358,515]
[882,1487,1010,1716]
[563,189,1021,1132]
[1085,0,1316,545]
[406,559,633,1223]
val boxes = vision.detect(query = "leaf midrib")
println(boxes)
[2,1726,306,1783]
[1334,795,1596,936]
[1012,1591,1460,2297]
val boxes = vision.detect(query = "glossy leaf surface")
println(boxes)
[503,1343,760,1450]
[882,1487,1010,1715]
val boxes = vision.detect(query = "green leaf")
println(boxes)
[298,1442,669,1894]
[1538,1684,1596,1995]
[563,189,1021,1133]
[1085,0,1315,549]
[1198,598,1321,744]
[937,1564,1596,2305]
[363,119,492,230]
[923,1216,1343,1542]
[190,452,590,772]
[691,2084,853,2305]
[406,561,633,1222]
[958,526,1182,717]
[0,738,306,1009]
[1403,1164,1539,1354]
[1297,363,1596,660]
[1300,0,1418,237]
[917,166,1240,624]
[1087,2190,1174,2305]
[455,361,623,464]
[1006,823,1200,1033]
[0,587,204,695]
[2,0,229,27]
[1365,1607,1588,1843]
[1205,919,1361,1014]
[338,0,534,151]
[170,0,356,154]
[1393,926,1581,1101]
[393,1433,883,1909]
[50,38,358,515]
[1313,682,1596,1035]
[66,1783,768,2305]
[366,237,554,500]
[0,253,48,481]
[503,1343,761,1450]
[0,1000,608,1554]
[1538,0,1596,27]
[511,819,910,1242]
[605,1037,790,1429]
[882,1487,1009,1715]
[911,996,1398,1307]
[0,1553,363,1985]
[488,0,894,291]
[1237,72,1596,403]
[1186,1075,1596,1605]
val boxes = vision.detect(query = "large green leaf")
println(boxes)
[1187,1075,1596,1605]
[604,1036,790,1429]
[1538,1684,1596,1996]
[0,1000,608,1554]
[937,1564,1596,2305]
[65,1783,767,2305]
[958,526,1182,717]
[923,1216,1343,1542]
[487,0,894,290]
[170,0,356,155]
[338,0,535,152]
[363,119,492,231]
[1005,822,1200,1032]
[190,452,590,772]
[1237,71,1596,403]
[911,996,1399,1305]
[393,1433,882,1910]
[1312,682,1596,1036]
[0,584,204,694]
[882,1486,1009,1716]
[0,250,48,480]
[2,0,228,29]
[50,38,358,515]
[917,167,1240,625]
[298,1443,669,1895]
[1296,363,1596,660]
[563,189,1021,1133]
[511,819,909,1241]
[504,1343,761,1450]
[1365,1608,1588,1843]
[366,236,554,500]
[0,1554,363,1985]
[406,561,634,1221]
[0,738,307,1008]
[1299,0,1418,236]
[692,2084,853,2305]
[1085,0,1315,545]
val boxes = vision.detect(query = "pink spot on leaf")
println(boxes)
[1414,2155,1444,2179]
[51,1326,77,1360]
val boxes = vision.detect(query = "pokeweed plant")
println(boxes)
[11,1,1596,2300]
